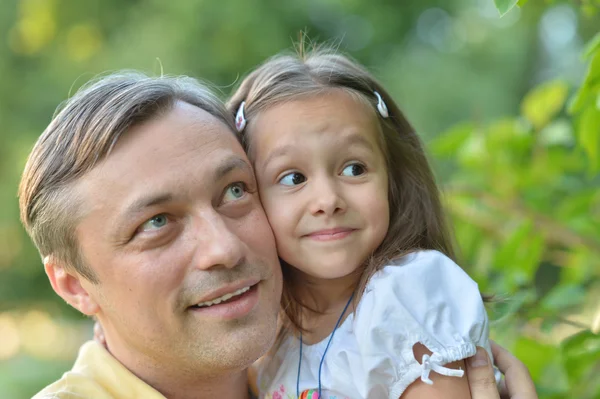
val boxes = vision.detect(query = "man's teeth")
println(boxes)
[195,286,251,308]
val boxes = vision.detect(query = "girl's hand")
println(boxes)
[466,342,537,399]
[93,319,107,348]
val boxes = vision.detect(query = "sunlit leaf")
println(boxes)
[430,123,474,157]
[541,284,586,311]
[538,119,574,146]
[514,337,558,382]
[522,80,569,130]
[583,32,600,60]
[577,105,600,173]
[494,0,519,16]
[569,52,600,114]
[561,330,600,387]
[457,133,487,170]
[569,82,594,115]
[493,220,545,288]
[582,4,599,18]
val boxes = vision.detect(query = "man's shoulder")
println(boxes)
[30,341,166,399]
[33,393,107,399]
[31,371,114,399]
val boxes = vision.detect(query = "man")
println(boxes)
[19,72,536,398]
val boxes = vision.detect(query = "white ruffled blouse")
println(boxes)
[257,250,494,399]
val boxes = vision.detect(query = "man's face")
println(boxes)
[73,101,282,376]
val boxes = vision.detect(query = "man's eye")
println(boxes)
[279,172,307,186]
[341,163,366,177]
[140,214,168,232]
[223,182,248,203]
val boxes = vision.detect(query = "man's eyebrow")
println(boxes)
[213,156,253,180]
[122,193,174,219]
[119,157,251,220]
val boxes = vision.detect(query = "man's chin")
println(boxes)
[186,321,277,374]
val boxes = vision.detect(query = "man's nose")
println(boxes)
[190,211,245,270]
[308,176,347,216]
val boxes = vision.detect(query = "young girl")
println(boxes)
[228,49,496,399]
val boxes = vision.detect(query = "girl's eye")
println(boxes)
[223,182,248,203]
[341,163,366,177]
[279,172,307,186]
[140,214,168,232]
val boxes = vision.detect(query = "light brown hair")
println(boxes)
[227,48,457,334]
[19,72,235,283]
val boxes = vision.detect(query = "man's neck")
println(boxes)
[150,370,250,399]
[103,333,250,399]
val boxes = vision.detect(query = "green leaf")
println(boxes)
[562,330,600,357]
[582,4,599,18]
[540,317,558,334]
[514,337,558,382]
[539,119,574,147]
[540,284,586,311]
[569,82,593,114]
[568,52,600,114]
[521,80,569,130]
[430,123,474,157]
[493,220,545,289]
[577,105,600,173]
[494,0,519,16]
[457,133,487,169]
[517,0,529,6]
[583,32,600,60]
[561,330,600,387]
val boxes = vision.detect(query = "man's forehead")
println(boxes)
[109,101,231,155]
[74,102,249,209]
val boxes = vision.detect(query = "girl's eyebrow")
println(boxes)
[261,144,295,168]
[340,133,375,151]
[261,132,375,169]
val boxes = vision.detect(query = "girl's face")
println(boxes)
[249,89,390,280]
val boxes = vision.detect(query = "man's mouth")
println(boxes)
[192,285,252,308]
[188,283,260,320]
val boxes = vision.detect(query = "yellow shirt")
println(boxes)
[33,341,166,399]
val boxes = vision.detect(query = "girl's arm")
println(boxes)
[401,343,471,399]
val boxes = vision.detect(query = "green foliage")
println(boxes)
[433,2,600,395]
[577,105,600,173]
[561,330,600,397]
[495,0,520,16]
[521,80,569,130]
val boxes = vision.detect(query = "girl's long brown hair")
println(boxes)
[228,46,458,337]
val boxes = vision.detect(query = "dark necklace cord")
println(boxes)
[296,293,355,398]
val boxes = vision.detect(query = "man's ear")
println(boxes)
[44,256,100,316]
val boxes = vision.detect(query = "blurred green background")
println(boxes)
[1,0,599,398]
